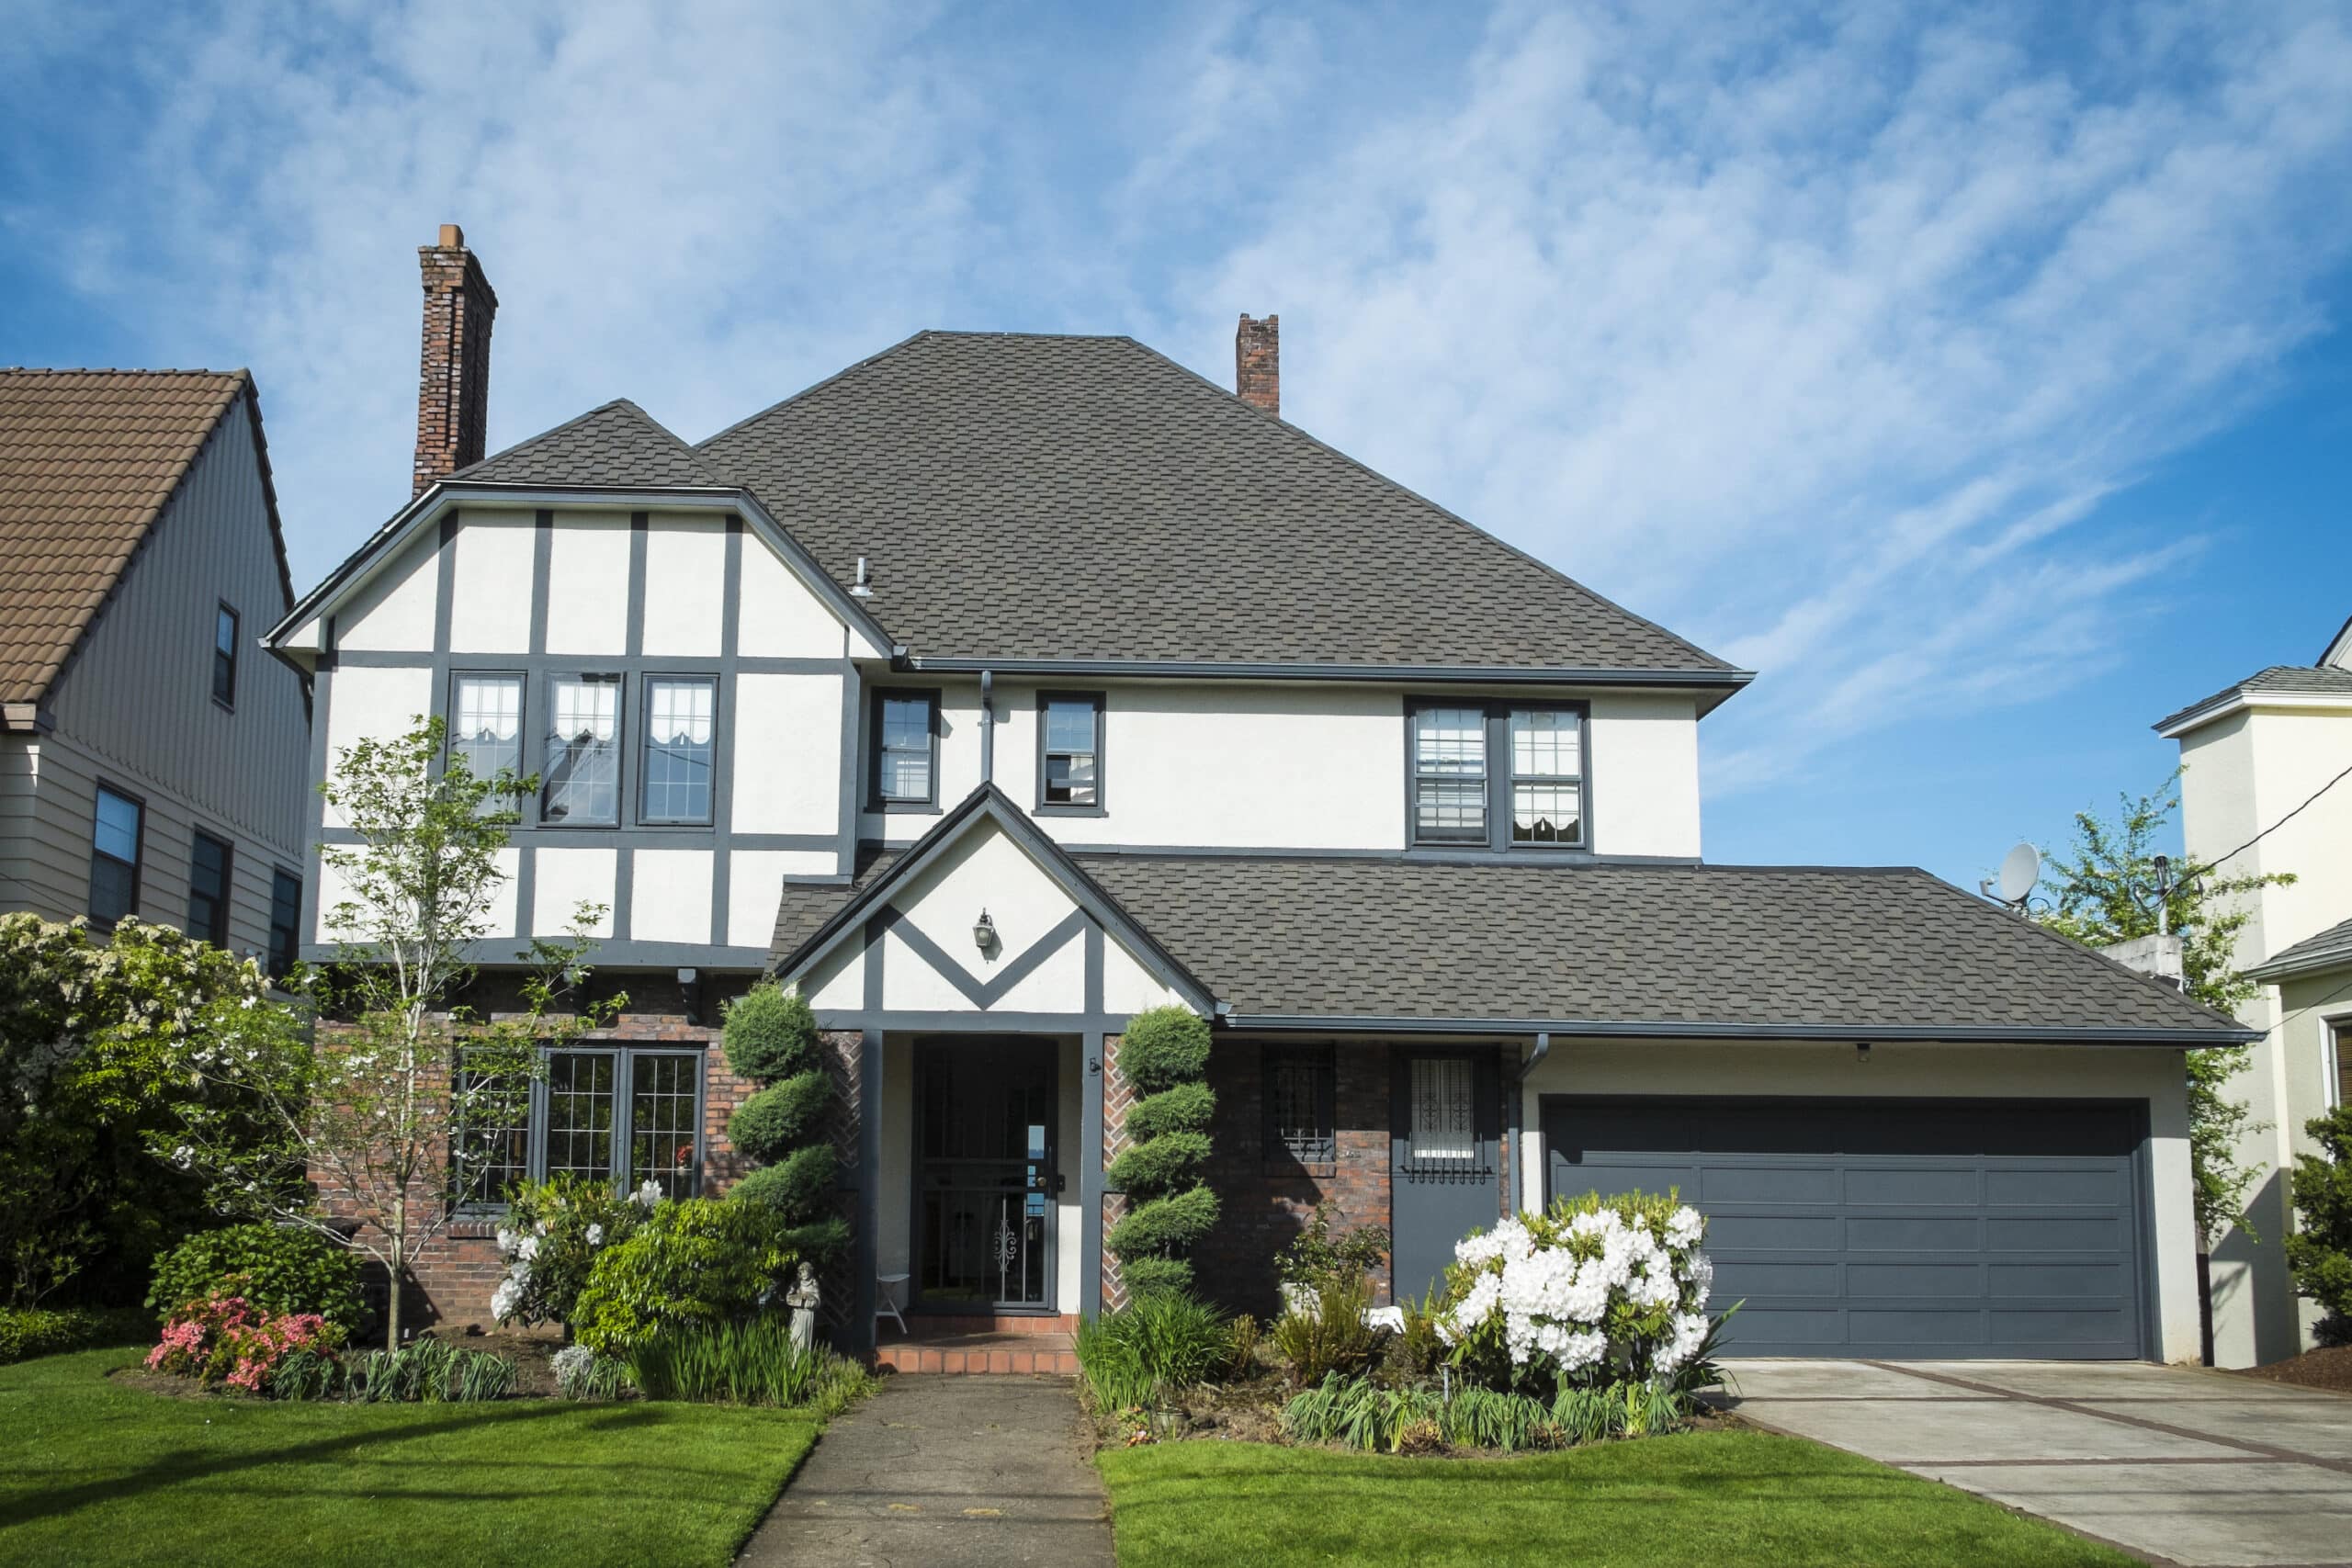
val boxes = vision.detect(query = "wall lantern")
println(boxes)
[973,909,997,953]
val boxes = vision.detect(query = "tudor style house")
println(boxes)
[268,230,2246,1363]
[2157,615,2352,1367]
[2,369,311,970]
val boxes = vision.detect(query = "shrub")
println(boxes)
[1438,1190,1718,1393]
[571,1197,797,1356]
[1073,1292,1229,1413]
[1225,1313,1261,1380]
[491,1175,658,1328]
[2288,1107,2352,1334]
[1104,1011,1218,1300]
[1107,1184,1220,1262]
[552,1343,634,1401]
[146,1224,364,1334]
[300,1338,517,1403]
[1119,1007,1212,1091]
[1104,1132,1212,1195]
[1282,1373,1578,1453]
[627,1314,874,1416]
[1122,1080,1215,1142]
[0,1305,151,1365]
[1114,1255,1194,1301]
[729,1141,839,1221]
[1272,1269,1380,1386]
[146,1295,344,1393]
[722,986,820,1083]
[726,1071,832,1161]
[1380,1287,1447,1382]
[1277,1202,1391,1296]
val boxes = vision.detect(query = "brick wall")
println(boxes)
[412,223,498,498]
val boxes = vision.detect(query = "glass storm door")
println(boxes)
[915,1040,1058,1310]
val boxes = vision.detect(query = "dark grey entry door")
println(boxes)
[1390,1050,1502,1306]
[1542,1096,2151,1359]
[914,1040,1057,1311]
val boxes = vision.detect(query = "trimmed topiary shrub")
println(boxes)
[721,984,845,1265]
[147,1224,365,1335]
[1105,1006,1218,1301]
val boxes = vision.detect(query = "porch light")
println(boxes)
[974,909,997,953]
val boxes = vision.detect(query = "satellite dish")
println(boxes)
[1996,842,2041,906]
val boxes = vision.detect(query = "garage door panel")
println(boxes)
[1542,1096,2147,1360]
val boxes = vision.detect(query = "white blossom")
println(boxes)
[585,1223,604,1247]
[516,1235,539,1262]
[634,1179,662,1210]
[491,1277,523,1321]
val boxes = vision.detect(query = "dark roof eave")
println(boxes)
[901,655,1754,705]
[1222,1012,2259,1046]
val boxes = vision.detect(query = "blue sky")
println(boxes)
[5,0,2348,890]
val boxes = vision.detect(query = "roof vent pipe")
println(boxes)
[850,557,873,598]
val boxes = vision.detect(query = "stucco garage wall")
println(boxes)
[1518,1039,2199,1364]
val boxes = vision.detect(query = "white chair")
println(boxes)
[876,1272,910,1337]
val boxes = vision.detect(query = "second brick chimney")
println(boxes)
[1236,313,1279,416]
[413,223,499,497]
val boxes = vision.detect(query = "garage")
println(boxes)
[1541,1095,2154,1359]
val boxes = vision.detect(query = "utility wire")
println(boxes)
[2203,757,2352,873]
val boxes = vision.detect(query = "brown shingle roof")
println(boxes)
[0,369,279,707]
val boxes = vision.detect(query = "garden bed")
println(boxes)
[2231,1344,2352,1393]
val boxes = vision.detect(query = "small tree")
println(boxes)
[2285,1108,2352,1339]
[722,984,847,1259]
[170,716,618,1348]
[1104,1006,1218,1299]
[2033,773,2290,1249]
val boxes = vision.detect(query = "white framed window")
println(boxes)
[641,675,717,825]
[1409,702,1588,851]
[543,674,621,825]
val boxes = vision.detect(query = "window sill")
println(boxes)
[1035,802,1107,818]
[210,696,236,716]
[870,800,941,815]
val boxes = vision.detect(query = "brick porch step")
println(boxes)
[874,1331,1078,1376]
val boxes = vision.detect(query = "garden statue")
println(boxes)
[786,1261,820,1352]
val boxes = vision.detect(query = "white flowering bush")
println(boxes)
[491,1177,661,1328]
[1437,1190,1717,1392]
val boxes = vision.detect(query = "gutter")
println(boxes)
[1221,1013,2258,1047]
[899,655,1755,693]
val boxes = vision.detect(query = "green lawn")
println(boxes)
[1099,1429,2136,1568]
[0,1347,819,1567]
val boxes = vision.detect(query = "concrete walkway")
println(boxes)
[1725,1359,2352,1568]
[736,1374,1114,1568]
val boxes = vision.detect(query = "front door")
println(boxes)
[1390,1049,1501,1306]
[914,1039,1058,1311]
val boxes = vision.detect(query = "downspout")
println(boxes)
[1506,1032,1551,1213]
[979,670,995,784]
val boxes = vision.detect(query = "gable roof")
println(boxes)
[0,368,292,711]
[2245,912,2352,984]
[431,331,1744,688]
[2154,664,2352,735]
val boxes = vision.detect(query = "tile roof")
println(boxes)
[456,332,1736,676]
[770,838,2247,1041]
[0,369,281,706]
[2154,664,2352,732]
[2245,912,2352,983]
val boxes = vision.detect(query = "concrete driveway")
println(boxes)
[1723,1360,2352,1568]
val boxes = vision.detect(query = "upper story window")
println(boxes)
[871,690,939,811]
[1408,702,1587,852]
[451,673,525,800]
[88,784,143,925]
[641,676,717,825]
[212,604,239,709]
[543,674,621,826]
[267,868,302,980]
[1038,692,1104,814]
[187,830,232,947]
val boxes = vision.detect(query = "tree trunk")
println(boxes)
[385,1197,406,1351]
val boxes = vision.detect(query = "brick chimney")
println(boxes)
[413,223,499,497]
[1236,312,1279,416]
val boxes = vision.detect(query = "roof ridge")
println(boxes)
[693,329,935,453]
[449,396,719,484]
[0,366,247,378]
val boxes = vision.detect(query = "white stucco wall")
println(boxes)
[543,512,631,656]
[879,821,1088,1013]
[731,673,843,835]
[1518,1039,2199,1365]
[447,512,535,653]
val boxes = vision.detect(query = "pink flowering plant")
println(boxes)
[146,1293,345,1393]
[1436,1190,1718,1394]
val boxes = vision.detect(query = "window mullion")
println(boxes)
[614,1049,634,1190]
[1487,707,1509,852]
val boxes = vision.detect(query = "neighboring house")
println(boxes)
[267,229,2246,1361]
[0,369,311,972]
[2157,624,2352,1365]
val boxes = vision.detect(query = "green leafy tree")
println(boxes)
[169,716,619,1348]
[2033,773,2289,1248]
[2285,1108,2352,1336]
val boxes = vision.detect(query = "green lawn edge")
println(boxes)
[1096,1428,2139,1568]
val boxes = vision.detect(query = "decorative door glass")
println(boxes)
[916,1043,1056,1308]
[1408,1056,1476,1164]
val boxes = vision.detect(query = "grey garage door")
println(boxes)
[1541,1097,2150,1359]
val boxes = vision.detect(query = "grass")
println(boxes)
[0,1347,820,1567]
[1098,1429,2137,1568]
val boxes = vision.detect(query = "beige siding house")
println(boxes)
[0,370,311,969]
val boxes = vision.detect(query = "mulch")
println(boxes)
[2229,1343,2352,1393]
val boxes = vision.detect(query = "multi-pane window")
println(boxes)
[451,673,525,806]
[641,676,717,825]
[454,1055,531,1210]
[267,868,302,980]
[543,674,621,825]
[873,691,938,807]
[1411,706,1488,843]
[456,1047,706,1208]
[1408,1056,1476,1165]
[187,830,232,948]
[1265,1046,1336,1167]
[212,604,239,708]
[88,785,142,925]
[1509,709,1583,845]
[1039,693,1103,811]
[1409,703,1587,851]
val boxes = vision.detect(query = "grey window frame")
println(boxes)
[458,1043,709,1213]
[868,687,942,813]
[212,603,240,711]
[540,671,626,828]
[1264,1044,1338,1171]
[1406,699,1591,853]
[187,828,233,948]
[449,670,529,815]
[1035,690,1106,817]
[87,781,145,927]
[267,866,302,980]
[637,672,719,828]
